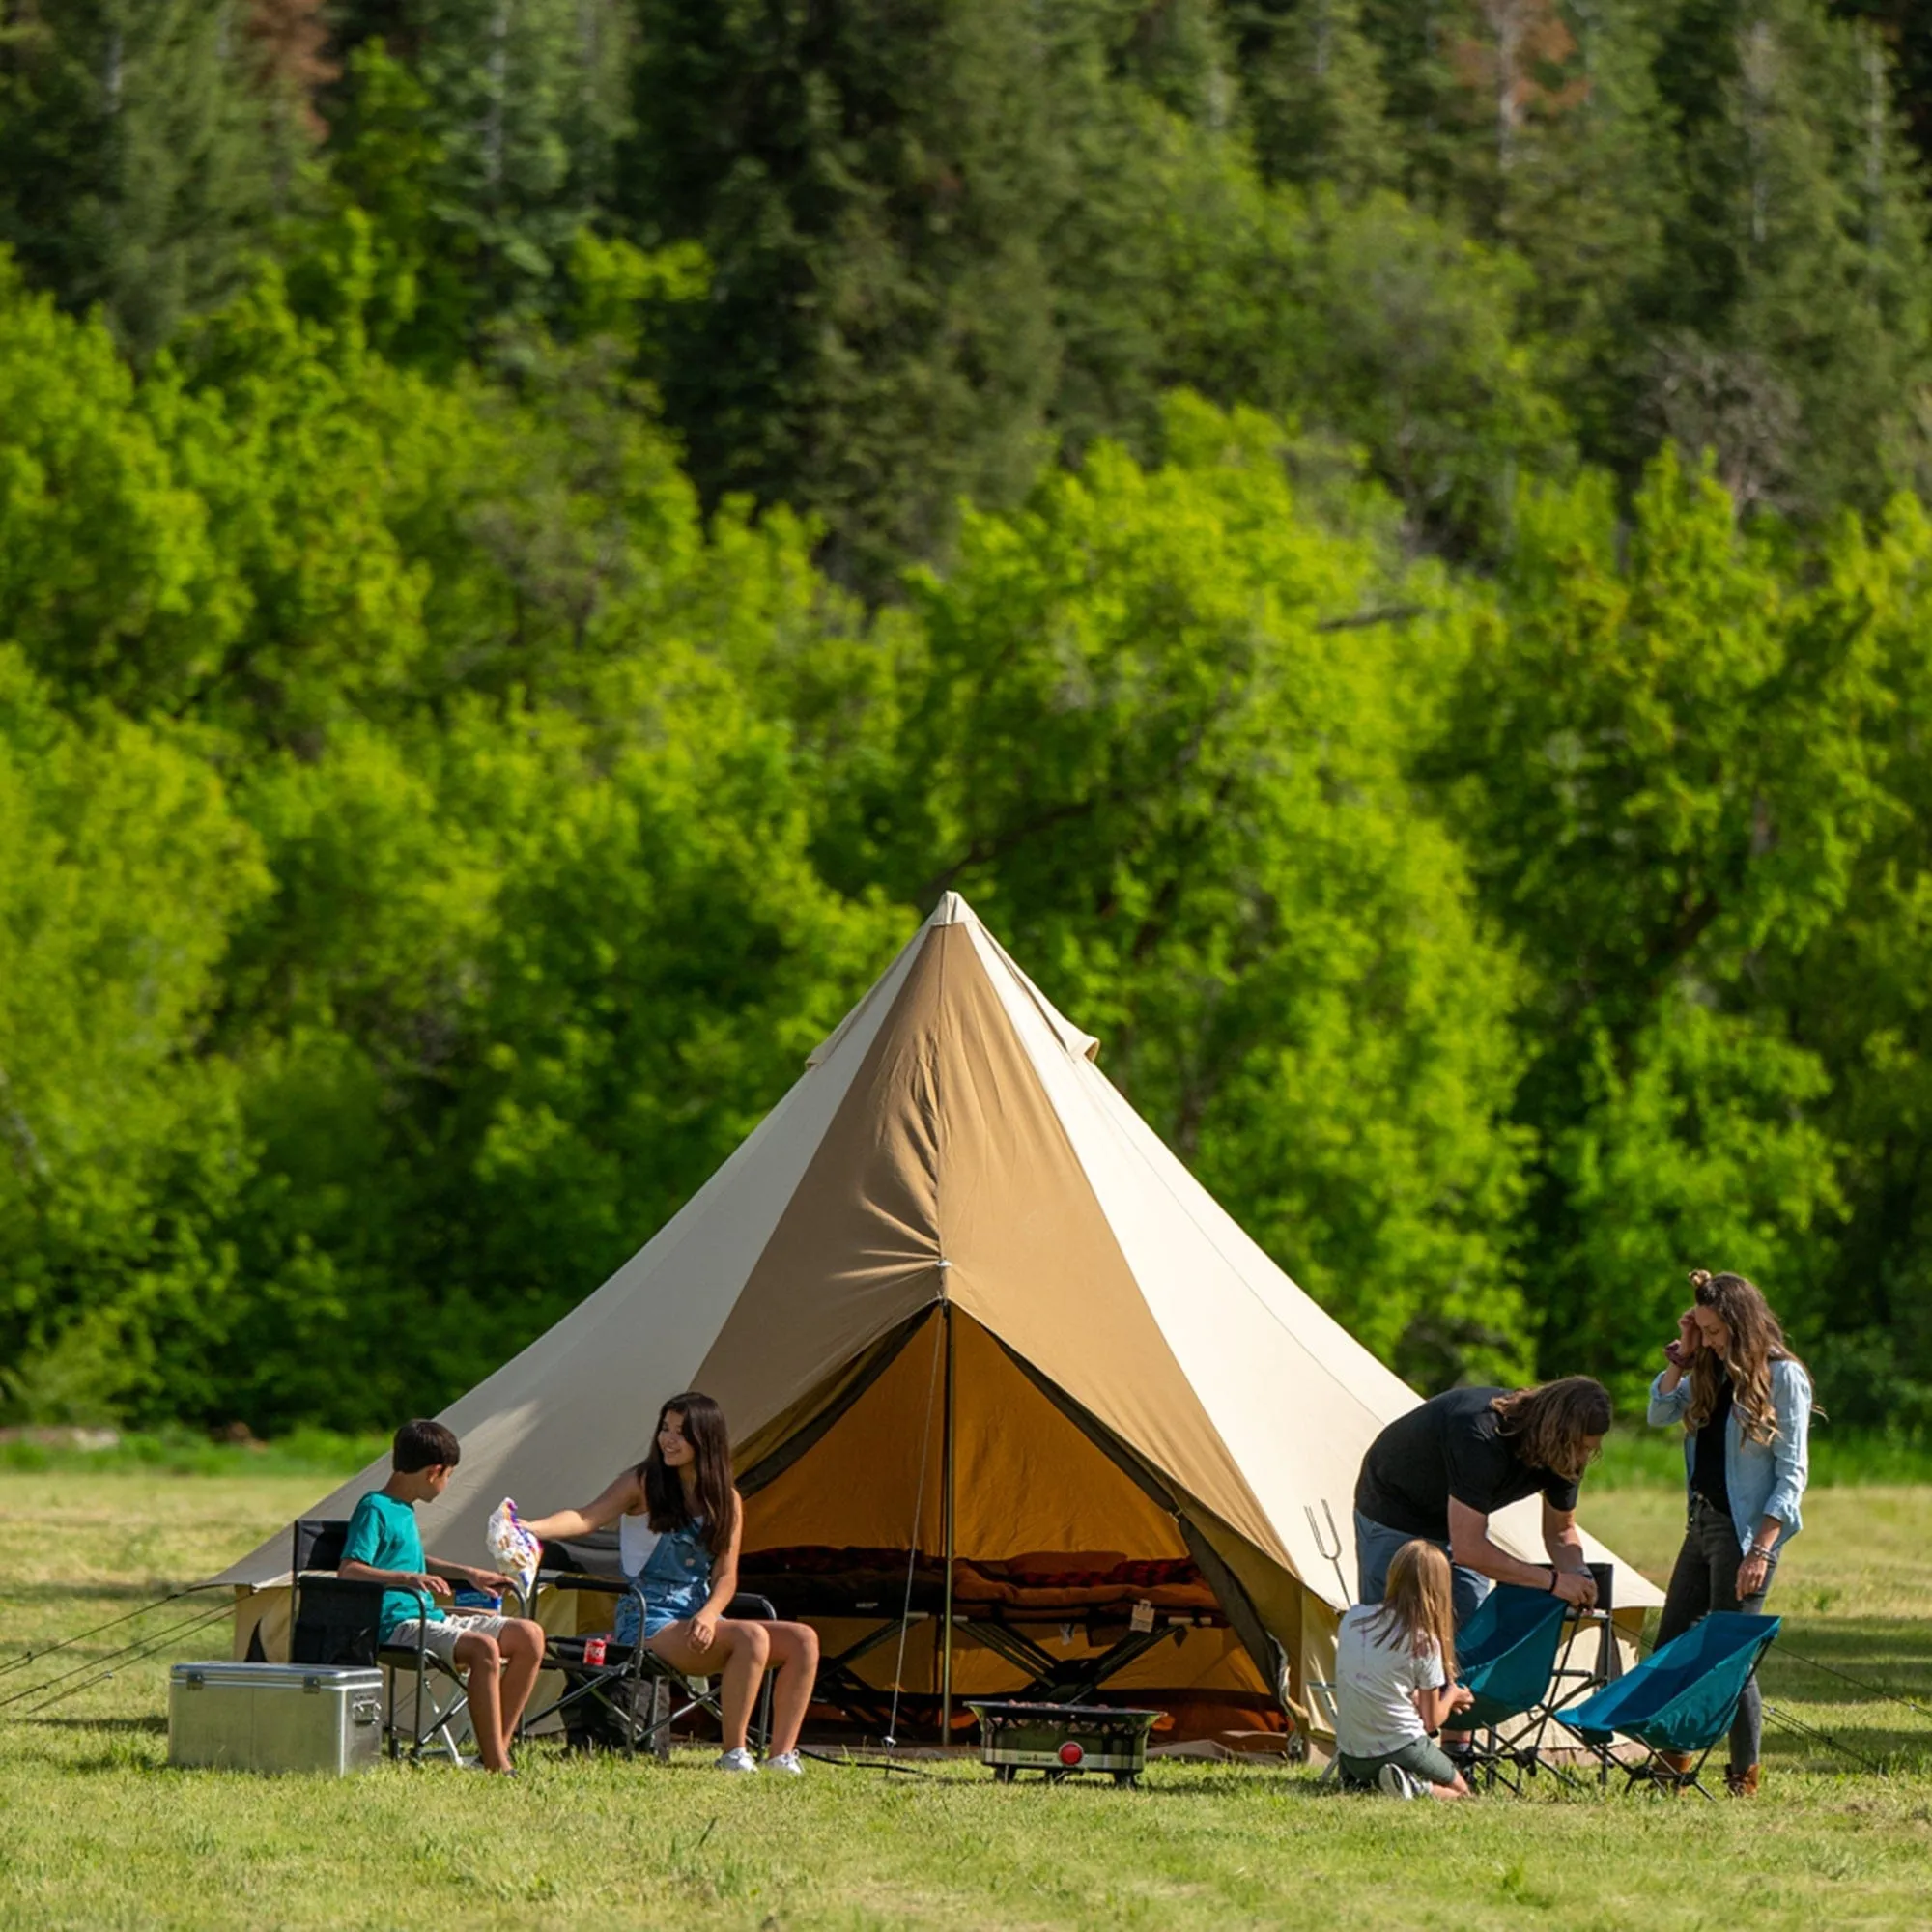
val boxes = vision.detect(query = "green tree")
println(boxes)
[1229,0,1394,196]
[0,648,268,1423]
[311,5,633,353]
[621,0,1065,585]
[1437,448,1889,1391]
[0,1,305,355]
[0,263,246,711]
[1039,98,1575,553]
[1761,493,1932,1424]
[1647,0,1932,517]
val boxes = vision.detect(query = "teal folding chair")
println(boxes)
[1454,1585,1575,1791]
[1558,1612,1781,1800]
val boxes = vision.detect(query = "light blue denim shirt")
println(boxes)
[1647,1357,1812,1553]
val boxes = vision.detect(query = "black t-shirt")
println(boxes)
[1354,1385,1583,1541]
[1691,1375,1733,1516]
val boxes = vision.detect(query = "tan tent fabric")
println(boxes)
[691,925,948,1433]
[743,1311,1189,1564]
[914,923,1282,1565]
[216,891,1660,1744]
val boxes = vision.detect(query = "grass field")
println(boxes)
[3,1466,1931,1930]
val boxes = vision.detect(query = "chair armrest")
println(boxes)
[728,1593,778,1622]
[295,1570,386,1596]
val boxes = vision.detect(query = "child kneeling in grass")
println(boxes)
[1334,1539,1474,1800]
[339,1419,545,1776]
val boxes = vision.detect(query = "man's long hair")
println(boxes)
[636,1391,737,1557]
[1490,1377,1612,1482]
[1369,1540,1459,1685]
[1684,1269,1814,1446]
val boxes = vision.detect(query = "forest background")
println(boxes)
[6,0,1932,1441]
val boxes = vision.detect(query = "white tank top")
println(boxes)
[617,1511,661,1578]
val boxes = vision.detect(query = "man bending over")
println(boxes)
[1353,1378,1611,1628]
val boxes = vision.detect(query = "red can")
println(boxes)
[583,1636,608,1666]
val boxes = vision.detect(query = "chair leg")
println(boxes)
[1682,1744,1720,1802]
[411,1673,470,1764]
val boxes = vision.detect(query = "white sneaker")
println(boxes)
[715,1747,759,1774]
[1378,1762,1420,1800]
[766,1750,804,1776]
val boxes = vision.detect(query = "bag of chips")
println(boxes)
[486,1497,541,1600]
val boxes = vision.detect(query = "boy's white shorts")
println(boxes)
[386,1611,516,1668]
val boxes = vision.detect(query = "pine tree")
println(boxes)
[316,0,632,331]
[1229,0,1395,195]
[0,0,303,355]
[1649,0,1932,516]
[1830,3,1932,170]
[1495,0,1677,474]
[619,0,1067,587]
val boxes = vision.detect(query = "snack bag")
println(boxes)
[486,1497,541,1599]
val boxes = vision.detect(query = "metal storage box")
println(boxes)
[169,1661,384,1776]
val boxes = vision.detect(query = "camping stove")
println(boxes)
[967,1701,1161,1787]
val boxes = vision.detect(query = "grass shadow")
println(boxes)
[22,1714,169,1734]
[0,1579,211,1606]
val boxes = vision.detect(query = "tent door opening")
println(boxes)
[735,1304,1285,1748]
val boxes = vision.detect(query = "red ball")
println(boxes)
[1058,1740,1085,1767]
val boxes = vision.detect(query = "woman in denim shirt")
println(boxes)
[1647,1269,1814,1796]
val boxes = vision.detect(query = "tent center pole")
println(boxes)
[939,1295,955,1746]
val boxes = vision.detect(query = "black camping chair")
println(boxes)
[287,1519,471,1763]
[521,1532,777,1760]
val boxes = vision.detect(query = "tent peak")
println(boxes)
[809,893,1100,1071]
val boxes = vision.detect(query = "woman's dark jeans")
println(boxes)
[1655,1494,1774,1769]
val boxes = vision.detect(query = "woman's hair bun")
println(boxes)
[1688,1268,1714,1290]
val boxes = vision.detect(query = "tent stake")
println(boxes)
[940,1296,956,1745]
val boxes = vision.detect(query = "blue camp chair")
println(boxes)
[1558,1611,1781,1799]
[1454,1585,1576,1790]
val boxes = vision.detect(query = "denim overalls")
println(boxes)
[614,1516,714,1643]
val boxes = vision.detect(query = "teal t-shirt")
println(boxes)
[341,1490,444,1641]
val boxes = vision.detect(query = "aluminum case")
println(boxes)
[169,1661,385,1776]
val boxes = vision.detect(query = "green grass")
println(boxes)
[3,1468,1932,1930]
[1589,1425,1932,1490]
[0,1427,388,1479]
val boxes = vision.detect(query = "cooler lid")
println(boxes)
[170,1661,384,1690]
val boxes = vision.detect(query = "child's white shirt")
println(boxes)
[1334,1604,1446,1757]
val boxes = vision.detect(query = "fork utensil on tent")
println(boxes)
[1305,1500,1351,1607]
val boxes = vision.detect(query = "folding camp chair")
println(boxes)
[521,1535,776,1759]
[1453,1585,1576,1792]
[1558,1611,1781,1800]
[287,1519,472,1764]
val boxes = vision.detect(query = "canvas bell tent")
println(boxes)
[218,893,1659,1747]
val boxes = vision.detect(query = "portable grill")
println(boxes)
[967,1700,1162,1787]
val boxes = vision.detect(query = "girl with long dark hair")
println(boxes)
[524,1391,820,1773]
[1648,1269,1814,1796]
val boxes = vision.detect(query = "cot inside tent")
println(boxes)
[215,893,1661,1747]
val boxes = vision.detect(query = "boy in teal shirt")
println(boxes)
[339,1419,544,1775]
